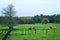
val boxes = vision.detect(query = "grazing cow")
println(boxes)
[49,26,53,29]
[28,27,36,34]
[28,28,33,30]
[49,26,56,32]
[33,27,36,34]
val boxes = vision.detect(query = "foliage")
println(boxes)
[1,4,16,29]
[41,18,49,24]
[5,23,60,40]
[33,15,41,23]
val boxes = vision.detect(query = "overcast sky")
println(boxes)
[0,0,60,17]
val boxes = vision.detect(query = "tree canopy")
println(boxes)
[1,4,16,29]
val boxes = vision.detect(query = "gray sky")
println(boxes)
[0,0,60,17]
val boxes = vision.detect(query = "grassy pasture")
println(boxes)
[0,25,8,40]
[0,23,60,40]
[7,23,60,40]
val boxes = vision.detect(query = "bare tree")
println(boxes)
[2,4,16,30]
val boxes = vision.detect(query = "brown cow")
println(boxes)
[49,26,56,32]
[49,26,53,29]
[33,27,36,34]
[28,28,33,30]
[28,27,36,34]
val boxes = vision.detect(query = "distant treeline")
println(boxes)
[0,14,60,24]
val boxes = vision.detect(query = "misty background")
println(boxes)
[0,0,60,17]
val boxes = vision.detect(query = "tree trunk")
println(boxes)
[2,27,12,40]
[9,26,13,30]
[9,24,13,30]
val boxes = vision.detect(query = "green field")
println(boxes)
[0,25,8,40]
[0,23,60,40]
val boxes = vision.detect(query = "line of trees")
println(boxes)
[16,14,60,24]
[0,7,60,24]
[32,14,60,23]
[1,14,60,24]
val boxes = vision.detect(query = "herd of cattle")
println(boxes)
[27,26,56,34]
[0,26,56,35]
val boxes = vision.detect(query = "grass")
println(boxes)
[0,23,60,40]
[0,25,8,40]
[7,23,60,40]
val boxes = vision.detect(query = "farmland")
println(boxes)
[0,23,60,40]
